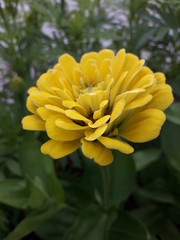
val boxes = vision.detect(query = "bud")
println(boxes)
[10,76,24,93]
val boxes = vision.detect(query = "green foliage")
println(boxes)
[0,0,180,239]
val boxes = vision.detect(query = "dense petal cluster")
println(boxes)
[22,49,173,165]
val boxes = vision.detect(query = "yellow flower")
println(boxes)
[22,49,173,166]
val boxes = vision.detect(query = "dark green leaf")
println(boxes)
[5,205,61,240]
[133,148,161,171]
[19,135,64,204]
[6,159,22,176]
[0,179,29,209]
[161,122,180,171]
[36,207,77,240]
[28,177,50,209]
[166,103,180,125]
[109,211,150,240]
[154,26,168,41]
[139,179,175,204]
[108,151,136,207]
[64,204,117,240]
[134,28,157,51]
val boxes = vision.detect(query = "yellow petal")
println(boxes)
[130,74,154,90]
[88,115,110,128]
[62,100,87,116]
[65,109,91,125]
[119,109,166,143]
[80,52,98,66]
[120,53,139,74]
[51,87,73,101]
[93,100,108,120]
[127,66,153,90]
[120,59,145,92]
[22,115,45,131]
[82,58,97,83]
[109,128,119,137]
[37,70,63,92]
[45,104,65,114]
[46,115,83,141]
[98,136,134,154]
[26,97,37,114]
[73,68,85,87]
[112,49,126,80]
[55,118,89,131]
[85,124,107,141]
[30,91,62,107]
[154,72,166,84]
[37,107,53,120]
[81,139,113,166]
[110,99,125,123]
[77,91,106,113]
[99,59,112,81]
[110,71,128,107]
[114,88,145,106]
[147,84,174,111]
[96,49,114,67]
[125,94,152,110]
[41,139,80,159]
[27,87,38,94]
[58,54,77,84]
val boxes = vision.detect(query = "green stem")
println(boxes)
[101,166,109,211]
[63,203,80,214]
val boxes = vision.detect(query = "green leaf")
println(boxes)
[150,217,180,240]
[154,26,168,41]
[139,179,175,204]
[158,220,180,240]
[0,179,29,209]
[108,152,136,208]
[171,77,180,97]
[161,122,180,171]
[109,211,150,240]
[64,204,117,240]
[30,2,50,15]
[134,28,157,51]
[4,204,61,240]
[166,103,180,125]
[133,148,161,171]
[19,135,64,204]
[6,159,22,176]
[36,207,77,240]
[28,177,50,209]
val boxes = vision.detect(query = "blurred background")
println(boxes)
[0,0,180,239]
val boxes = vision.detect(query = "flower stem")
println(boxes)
[101,166,109,211]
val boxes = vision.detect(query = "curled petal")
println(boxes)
[125,94,152,110]
[81,139,113,166]
[110,99,125,123]
[146,84,174,111]
[26,97,37,114]
[98,136,134,154]
[154,72,166,84]
[58,54,77,83]
[88,115,110,128]
[80,52,98,66]
[65,109,91,125]
[46,115,83,141]
[119,109,166,143]
[41,139,80,159]
[112,49,126,80]
[22,115,45,131]
[85,124,107,141]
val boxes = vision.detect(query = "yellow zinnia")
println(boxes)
[22,49,173,166]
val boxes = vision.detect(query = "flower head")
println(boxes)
[22,49,173,166]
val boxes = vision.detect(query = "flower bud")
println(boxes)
[10,76,24,93]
